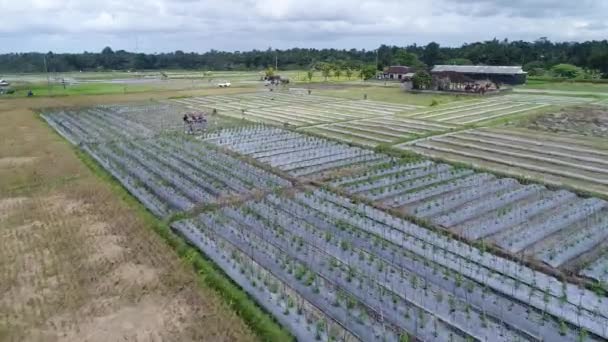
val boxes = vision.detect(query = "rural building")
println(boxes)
[431,65,527,85]
[382,66,413,80]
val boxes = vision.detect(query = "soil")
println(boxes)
[521,106,608,138]
[0,156,37,168]
[0,102,257,341]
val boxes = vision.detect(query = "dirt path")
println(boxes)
[0,104,257,341]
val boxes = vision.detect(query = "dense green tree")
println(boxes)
[265,67,275,77]
[2,39,608,79]
[444,58,473,65]
[551,63,582,78]
[306,69,314,82]
[360,65,377,80]
[319,63,333,81]
[412,71,432,89]
[345,68,353,80]
[334,68,342,79]
[422,42,443,66]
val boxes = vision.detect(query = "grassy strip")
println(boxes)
[38,117,295,342]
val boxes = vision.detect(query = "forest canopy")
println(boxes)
[1,38,607,78]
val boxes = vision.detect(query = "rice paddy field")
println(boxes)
[36,88,608,341]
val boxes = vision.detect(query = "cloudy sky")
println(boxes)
[1,0,607,53]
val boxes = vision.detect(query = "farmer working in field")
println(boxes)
[183,113,194,134]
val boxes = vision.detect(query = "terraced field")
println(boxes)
[329,160,608,270]
[398,127,608,195]
[202,126,394,179]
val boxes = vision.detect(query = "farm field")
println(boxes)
[517,79,608,94]
[397,127,608,196]
[0,107,258,341]
[32,89,608,341]
[202,126,394,179]
[173,91,338,112]
[518,106,608,139]
[174,188,608,341]
[403,98,549,125]
[42,110,290,218]
[298,95,557,147]
[302,116,460,146]
[500,93,599,105]
[313,85,466,106]
[2,70,354,98]
[174,91,422,128]
[328,159,608,270]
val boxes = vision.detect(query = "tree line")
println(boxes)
[1,38,607,78]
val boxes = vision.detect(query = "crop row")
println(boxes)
[582,254,608,285]
[202,126,394,179]
[398,127,608,195]
[173,92,342,112]
[83,135,290,217]
[405,100,547,124]
[174,189,607,340]
[42,107,154,144]
[501,94,598,105]
[330,157,608,270]
[215,101,421,129]
[98,102,188,132]
[302,117,460,146]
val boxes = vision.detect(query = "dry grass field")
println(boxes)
[0,92,259,341]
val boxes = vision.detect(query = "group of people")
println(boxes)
[182,112,208,134]
[464,82,495,94]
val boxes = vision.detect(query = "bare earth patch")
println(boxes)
[0,196,29,220]
[44,297,168,342]
[110,262,159,287]
[0,156,37,168]
[521,106,608,138]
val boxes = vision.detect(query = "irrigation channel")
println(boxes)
[41,103,608,341]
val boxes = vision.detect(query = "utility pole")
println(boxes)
[43,55,51,95]
[375,49,379,69]
[275,54,278,71]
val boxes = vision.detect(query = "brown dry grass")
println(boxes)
[0,101,257,341]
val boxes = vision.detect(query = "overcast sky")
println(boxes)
[1,0,607,53]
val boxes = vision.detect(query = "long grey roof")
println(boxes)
[431,65,526,75]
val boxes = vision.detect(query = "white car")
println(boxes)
[218,81,231,88]
[0,80,9,86]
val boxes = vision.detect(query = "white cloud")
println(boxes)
[0,0,606,53]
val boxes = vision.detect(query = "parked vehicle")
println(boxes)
[217,81,231,87]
